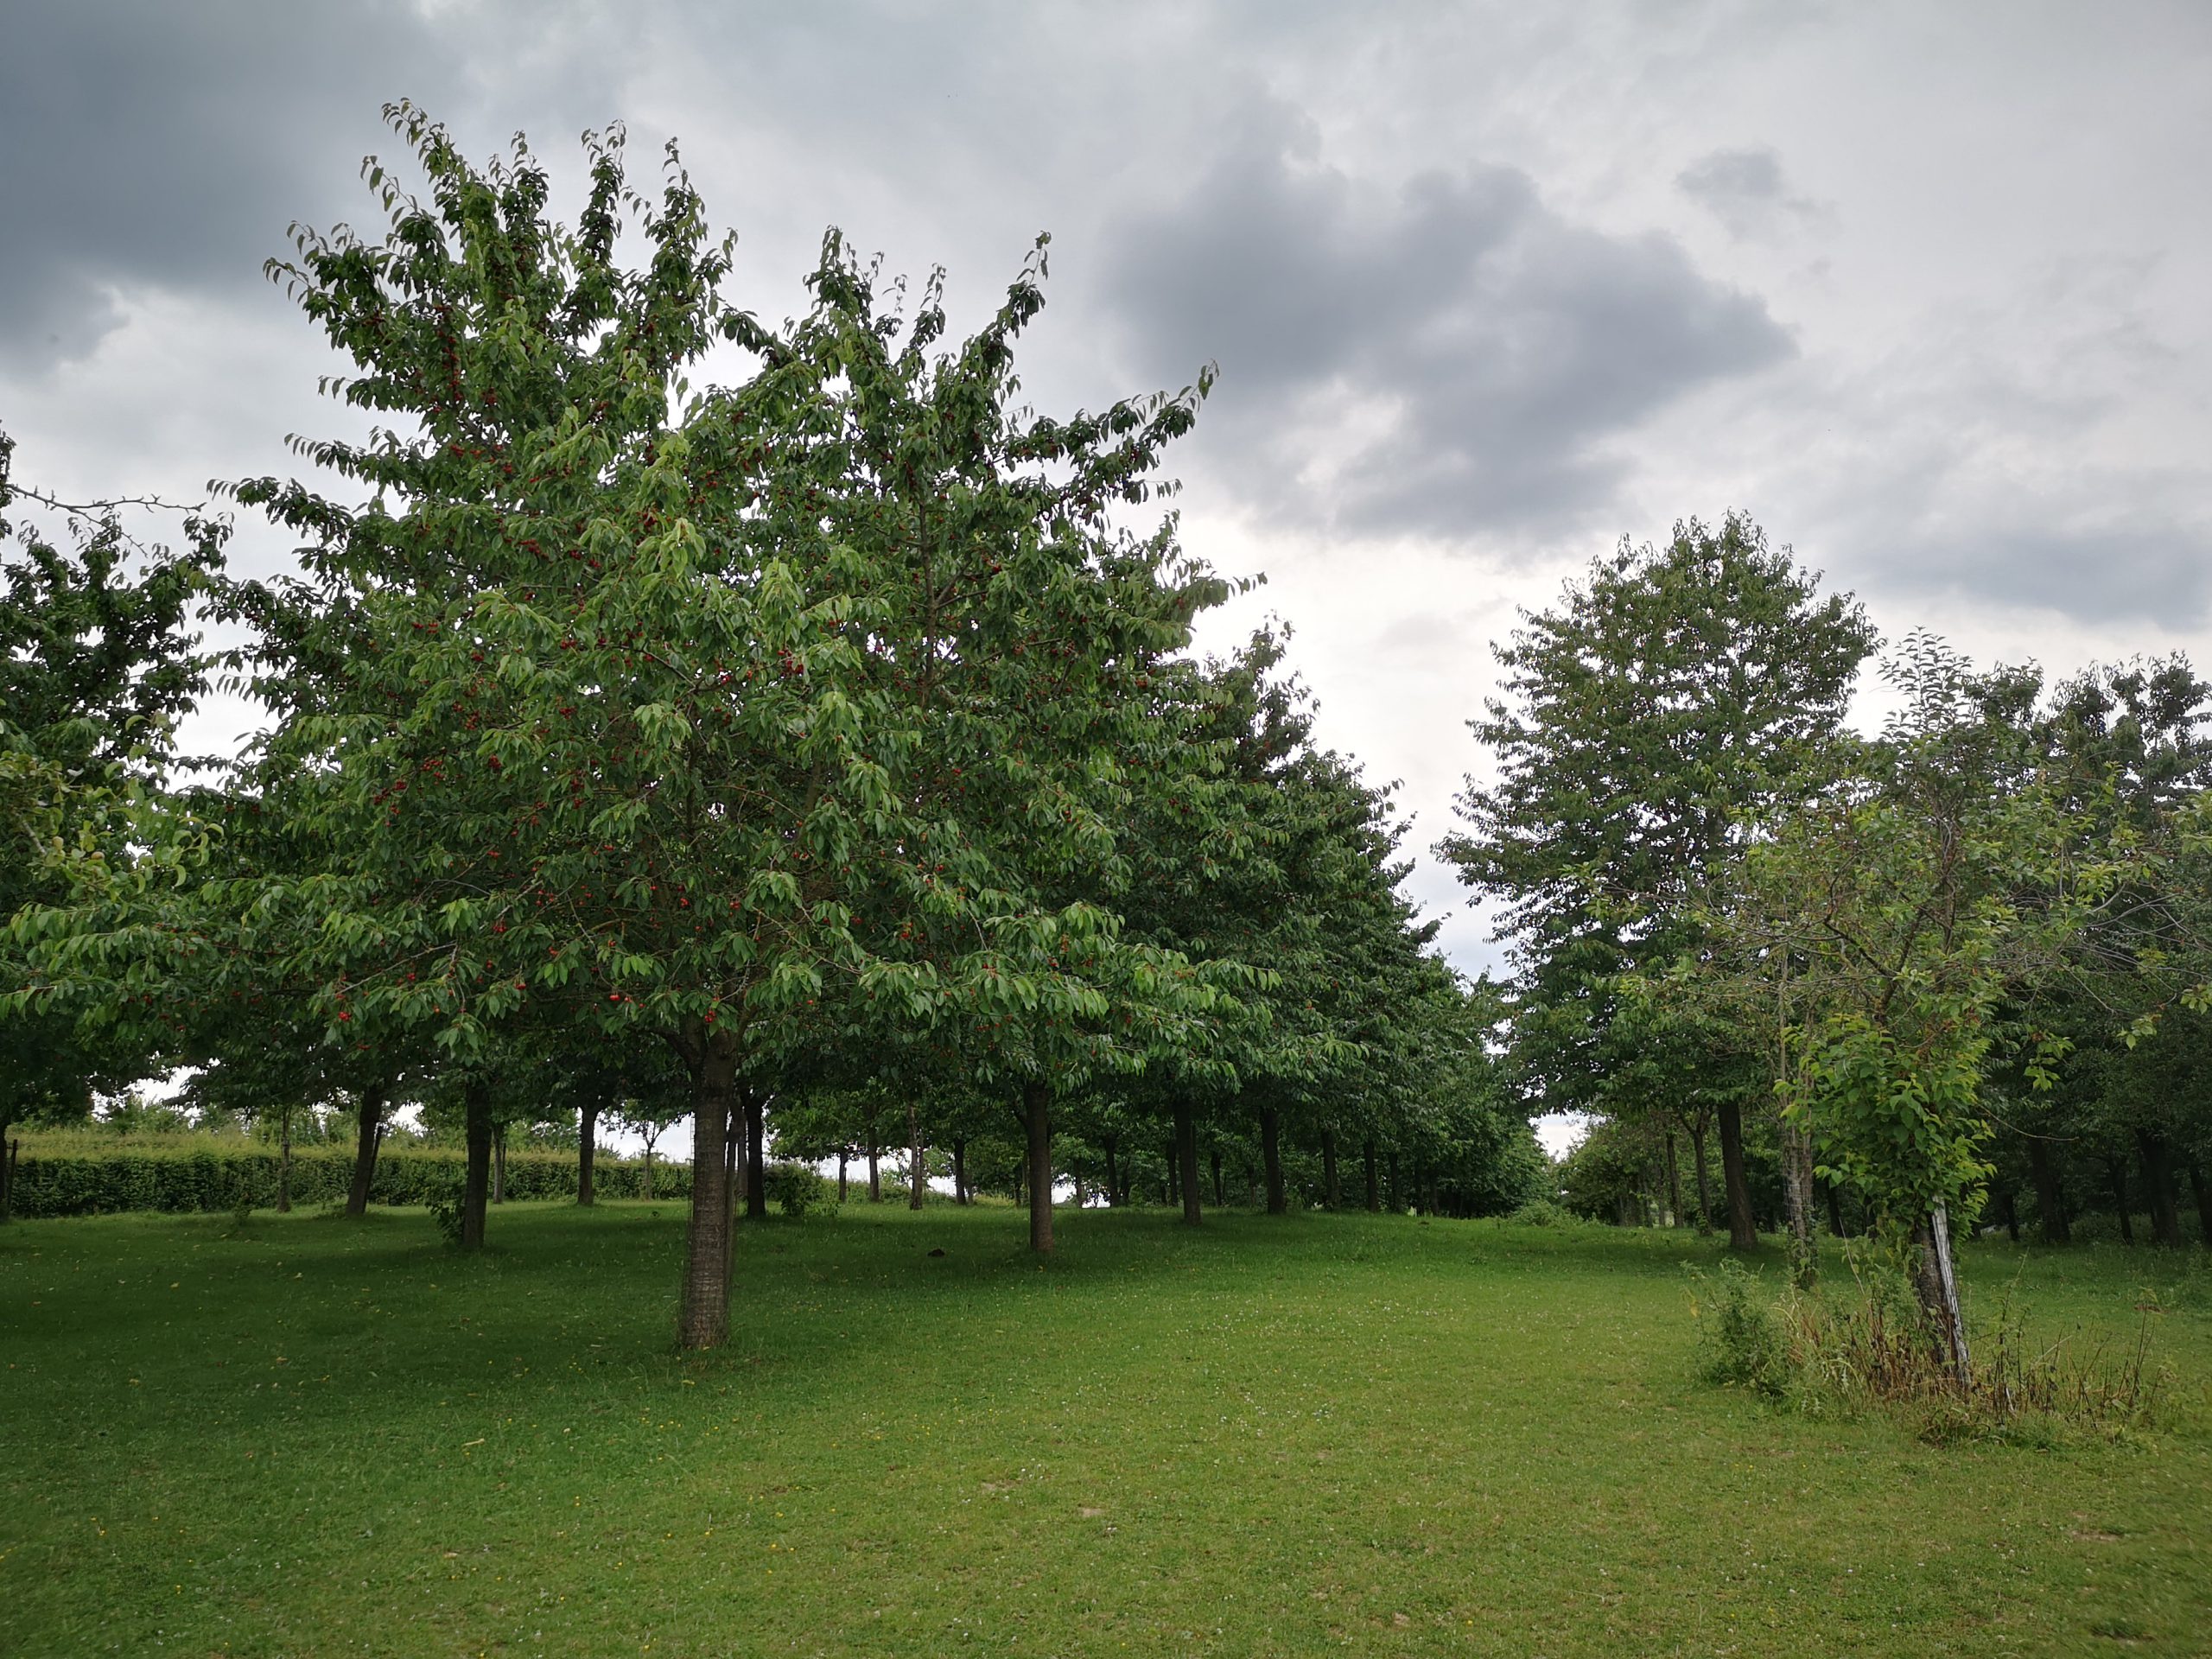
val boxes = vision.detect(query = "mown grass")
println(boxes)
[3,1201,2208,1656]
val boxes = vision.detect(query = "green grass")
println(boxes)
[3,1203,2208,1656]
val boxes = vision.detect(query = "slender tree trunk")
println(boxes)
[722,1103,740,1282]
[1261,1107,1287,1215]
[747,1092,768,1221]
[1716,1095,1758,1251]
[1024,1084,1053,1254]
[1663,1131,1681,1227]
[1103,1136,1120,1207]
[2136,1128,2183,1249]
[460,1082,493,1252]
[2109,1158,2135,1243]
[2026,1137,2069,1243]
[2189,1160,2212,1249]
[576,1103,599,1206]
[1322,1128,1341,1211]
[678,1043,737,1351]
[952,1137,968,1205]
[1999,1186,2021,1243]
[1363,1139,1379,1212]
[1013,1154,1024,1209]
[1166,1136,1179,1209]
[836,1149,849,1203]
[908,1101,926,1211]
[1688,1119,1714,1234]
[1913,1204,1972,1388]
[277,1103,294,1214]
[642,1136,655,1199]
[345,1088,385,1217]
[492,1122,506,1206]
[1175,1105,1202,1227]
[1781,1122,1815,1287]
[1210,1147,1224,1207]
[867,1137,880,1203]
[1823,1179,1846,1239]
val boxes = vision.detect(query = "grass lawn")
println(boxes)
[3,1202,2208,1657]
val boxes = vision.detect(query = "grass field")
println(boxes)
[3,1202,2208,1657]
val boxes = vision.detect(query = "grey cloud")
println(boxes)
[1102,105,1793,538]
[0,2,615,373]
[1676,146,1827,240]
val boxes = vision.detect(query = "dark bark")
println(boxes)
[2190,1161,2212,1249]
[2136,1128,2184,1249]
[678,1042,737,1350]
[2026,1137,2070,1243]
[576,1102,599,1207]
[1024,1084,1053,1253]
[2109,1157,2135,1244]
[459,1082,493,1251]
[1823,1179,1846,1239]
[277,1103,294,1214]
[1663,1132,1681,1227]
[952,1137,968,1205]
[836,1149,848,1203]
[1165,1136,1179,1208]
[722,1102,740,1282]
[347,1088,386,1217]
[1176,1105,1202,1227]
[908,1101,926,1211]
[1999,1186,2021,1243]
[867,1137,881,1203]
[1912,1205,1971,1386]
[747,1092,768,1220]
[1322,1128,1341,1211]
[1103,1136,1120,1207]
[1261,1107,1287,1215]
[492,1122,506,1205]
[1363,1139,1379,1212]
[1716,1095,1758,1250]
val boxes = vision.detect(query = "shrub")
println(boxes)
[1688,1258,1795,1396]
[765,1160,832,1218]
[8,1135,687,1217]
[1507,1198,1576,1228]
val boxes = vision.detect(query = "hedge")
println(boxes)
[4,1139,690,1219]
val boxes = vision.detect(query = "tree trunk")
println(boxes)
[1166,1137,1179,1208]
[1322,1128,1341,1211]
[908,1101,926,1211]
[2109,1157,2134,1243]
[1024,1084,1053,1254]
[1823,1179,1846,1239]
[1688,1118,1713,1234]
[722,1103,740,1281]
[836,1149,849,1203]
[2190,1160,2212,1249]
[2026,1137,2069,1243]
[1210,1147,1224,1207]
[1261,1107,1286,1215]
[642,1136,655,1199]
[867,1137,880,1203]
[460,1083,492,1251]
[492,1122,506,1205]
[2136,1128,2184,1249]
[1663,1131,1681,1227]
[1716,1095,1758,1251]
[1363,1139,1379,1212]
[1103,1136,1120,1207]
[952,1137,968,1205]
[1999,1186,2021,1243]
[678,1043,737,1350]
[1780,1121,1815,1287]
[747,1092,768,1221]
[277,1103,294,1214]
[1175,1105,1202,1227]
[347,1088,386,1217]
[576,1102,599,1207]
[1913,1204,1972,1388]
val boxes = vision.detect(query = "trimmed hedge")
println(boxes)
[6,1139,689,1219]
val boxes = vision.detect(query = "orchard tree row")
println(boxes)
[1446,515,2212,1378]
[0,108,1536,1347]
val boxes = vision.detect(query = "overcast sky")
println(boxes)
[6,0,2209,987]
